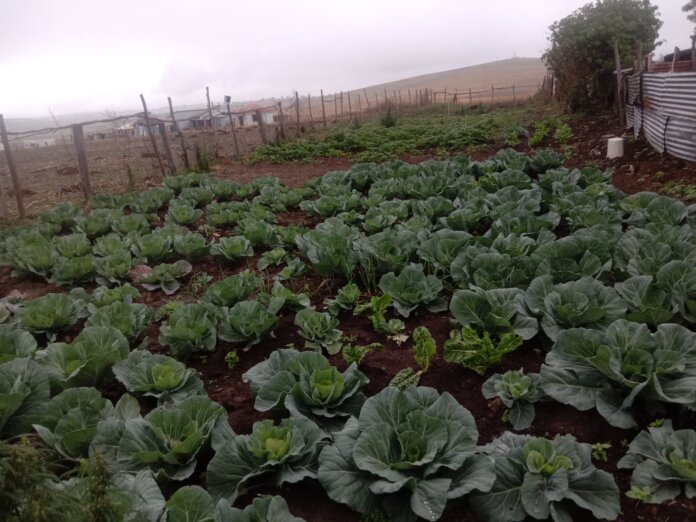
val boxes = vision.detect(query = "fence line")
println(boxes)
[0,79,541,218]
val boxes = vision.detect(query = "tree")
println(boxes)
[684,1,696,28]
[543,0,662,110]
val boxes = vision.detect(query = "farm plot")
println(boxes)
[1,149,696,522]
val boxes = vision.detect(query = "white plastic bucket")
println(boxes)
[607,137,624,159]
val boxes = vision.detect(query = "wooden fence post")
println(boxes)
[408,89,412,105]
[277,102,286,140]
[491,84,494,103]
[320,90,327,128]
[225,103,241,157]
[691,35,696,72]
[206,86,214,129]
[71,124,92,199]
[671,46,680,73]
[139,94,166,178]
[256,110,268,145]
[334,94,338,122]
[357,94,363,117]
[347,92,353,121]
[374,93,379,112]
[0,114,24,217]
[157,122,176,175]
[308,94,314,125]
[512,84,516,102]
[168,96,190,170]
[339,92,344,117]
[295,92,301,133]
[384,88,388,106]
[469,88,472,105]
[398,90,402,109]
[363,89,372,113]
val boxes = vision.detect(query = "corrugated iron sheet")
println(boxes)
[625,72,696,162]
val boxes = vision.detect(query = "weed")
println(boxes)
[554,122,574,145]
[193,144,212,172]
[591,442,612,463]
[528,120,550,147]
[224,350,240,369]
[380,107,397,128]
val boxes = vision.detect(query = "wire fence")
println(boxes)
[0,79,541,219]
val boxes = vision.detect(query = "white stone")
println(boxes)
[607,137,624,159]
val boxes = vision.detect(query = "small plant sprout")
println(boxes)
[224,351,240,370]
[592,442,612,463]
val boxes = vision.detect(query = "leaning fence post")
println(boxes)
[225,102,241,158]
[71,124,92,199]
[308,94,314,126]
[157,122,176,175]
[139,94,166,178]
[363,88,371,113]
[168,96,190,170]
[347,92,353,121]
[0,114,24,218]
[256,109,268,145]
[320,90,327,128]
[277,102,286,140]
[295,92,301,134]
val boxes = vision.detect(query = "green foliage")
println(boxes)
[0,358,49,438]
[243,348,368,430]
[543,0,662,109]
[210,236,254,262]
[342,342,384,365]
[482,369,545,429]
[135,260,192,295]
[218,300,278,346]
[159,303,218,360]
[294,308,344,354]
[377,264,445,317]
[471,433,620,521]
[207,417,329,504]
[325,282,362,316]
[443,326,523,375]
[318,386,495,521]
[224,350,240,370]
[618,420,696,504]
[17,293,83,337]
[412,326,436,372]
[85,301,153,342]
[204,270,262,307]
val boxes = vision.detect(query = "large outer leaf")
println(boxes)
[0,358,49,437]
[165,485,215,522]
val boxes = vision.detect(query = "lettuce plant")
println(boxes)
[207,417,329,503]
[33,387,114,459]
[0,358,49,438]
[135,260,192,295]
[85,301,154,342]
[210,236,254,262]
[294,308,343,354]
[159,303,218,360]
[482,370,545,430]
[318,386,495,521]
[203,270,262,307]
[541,320,696,428]
[378,264,445,317]
[112,349,204,405]
[219,301,278,346]
[444,326,523,376]
[470,433,620,522]
[618,421,696,503]
[17,293,83,337]
[450,288,538,340]
[37,326,130,389]
[0,325,37,363]
[243,348,368,430]
[525,275,626,341]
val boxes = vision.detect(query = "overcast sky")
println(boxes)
[0,0,692,118]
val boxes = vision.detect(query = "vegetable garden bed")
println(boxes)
[1,149,696,521]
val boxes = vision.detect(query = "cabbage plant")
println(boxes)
[17,293,83,337]
[0,358,49,438]
[33,387,114,459]
[131,233,173,264]
[541,320,696,428]
[203,270,262,307]
[70,284,140,313]
[210,236,254,262]
[101,395,225,481]
[525,275,626,341]
[54,233,92,258]
[37,326,130,390]
[172,232,209,261]
[470,433,620,522]
[243,348,367,430]
[50,255,95,286]
[294,308,343,354]
[618,421,696,503]
[295,219,359,278]
[378,264,445,317]
[135,260,192,295]
[94,249,132,285]
[218,301,278,346]
[86,301,154,342]
[207,417,329,503]
[0,325,37,363]
[166,202,202,225]
[482,369,545,430]
[318,386,495,521]
[450,287,538,340]
[74,209,119,238]
[112,213,151,236]
[159,303,218,360]
[112,349,204,404]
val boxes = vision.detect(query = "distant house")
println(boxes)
[21,137,56,148]
[133,116,164,137]
[233,103,276,127]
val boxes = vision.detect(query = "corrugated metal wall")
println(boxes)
[625,72,696,162]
